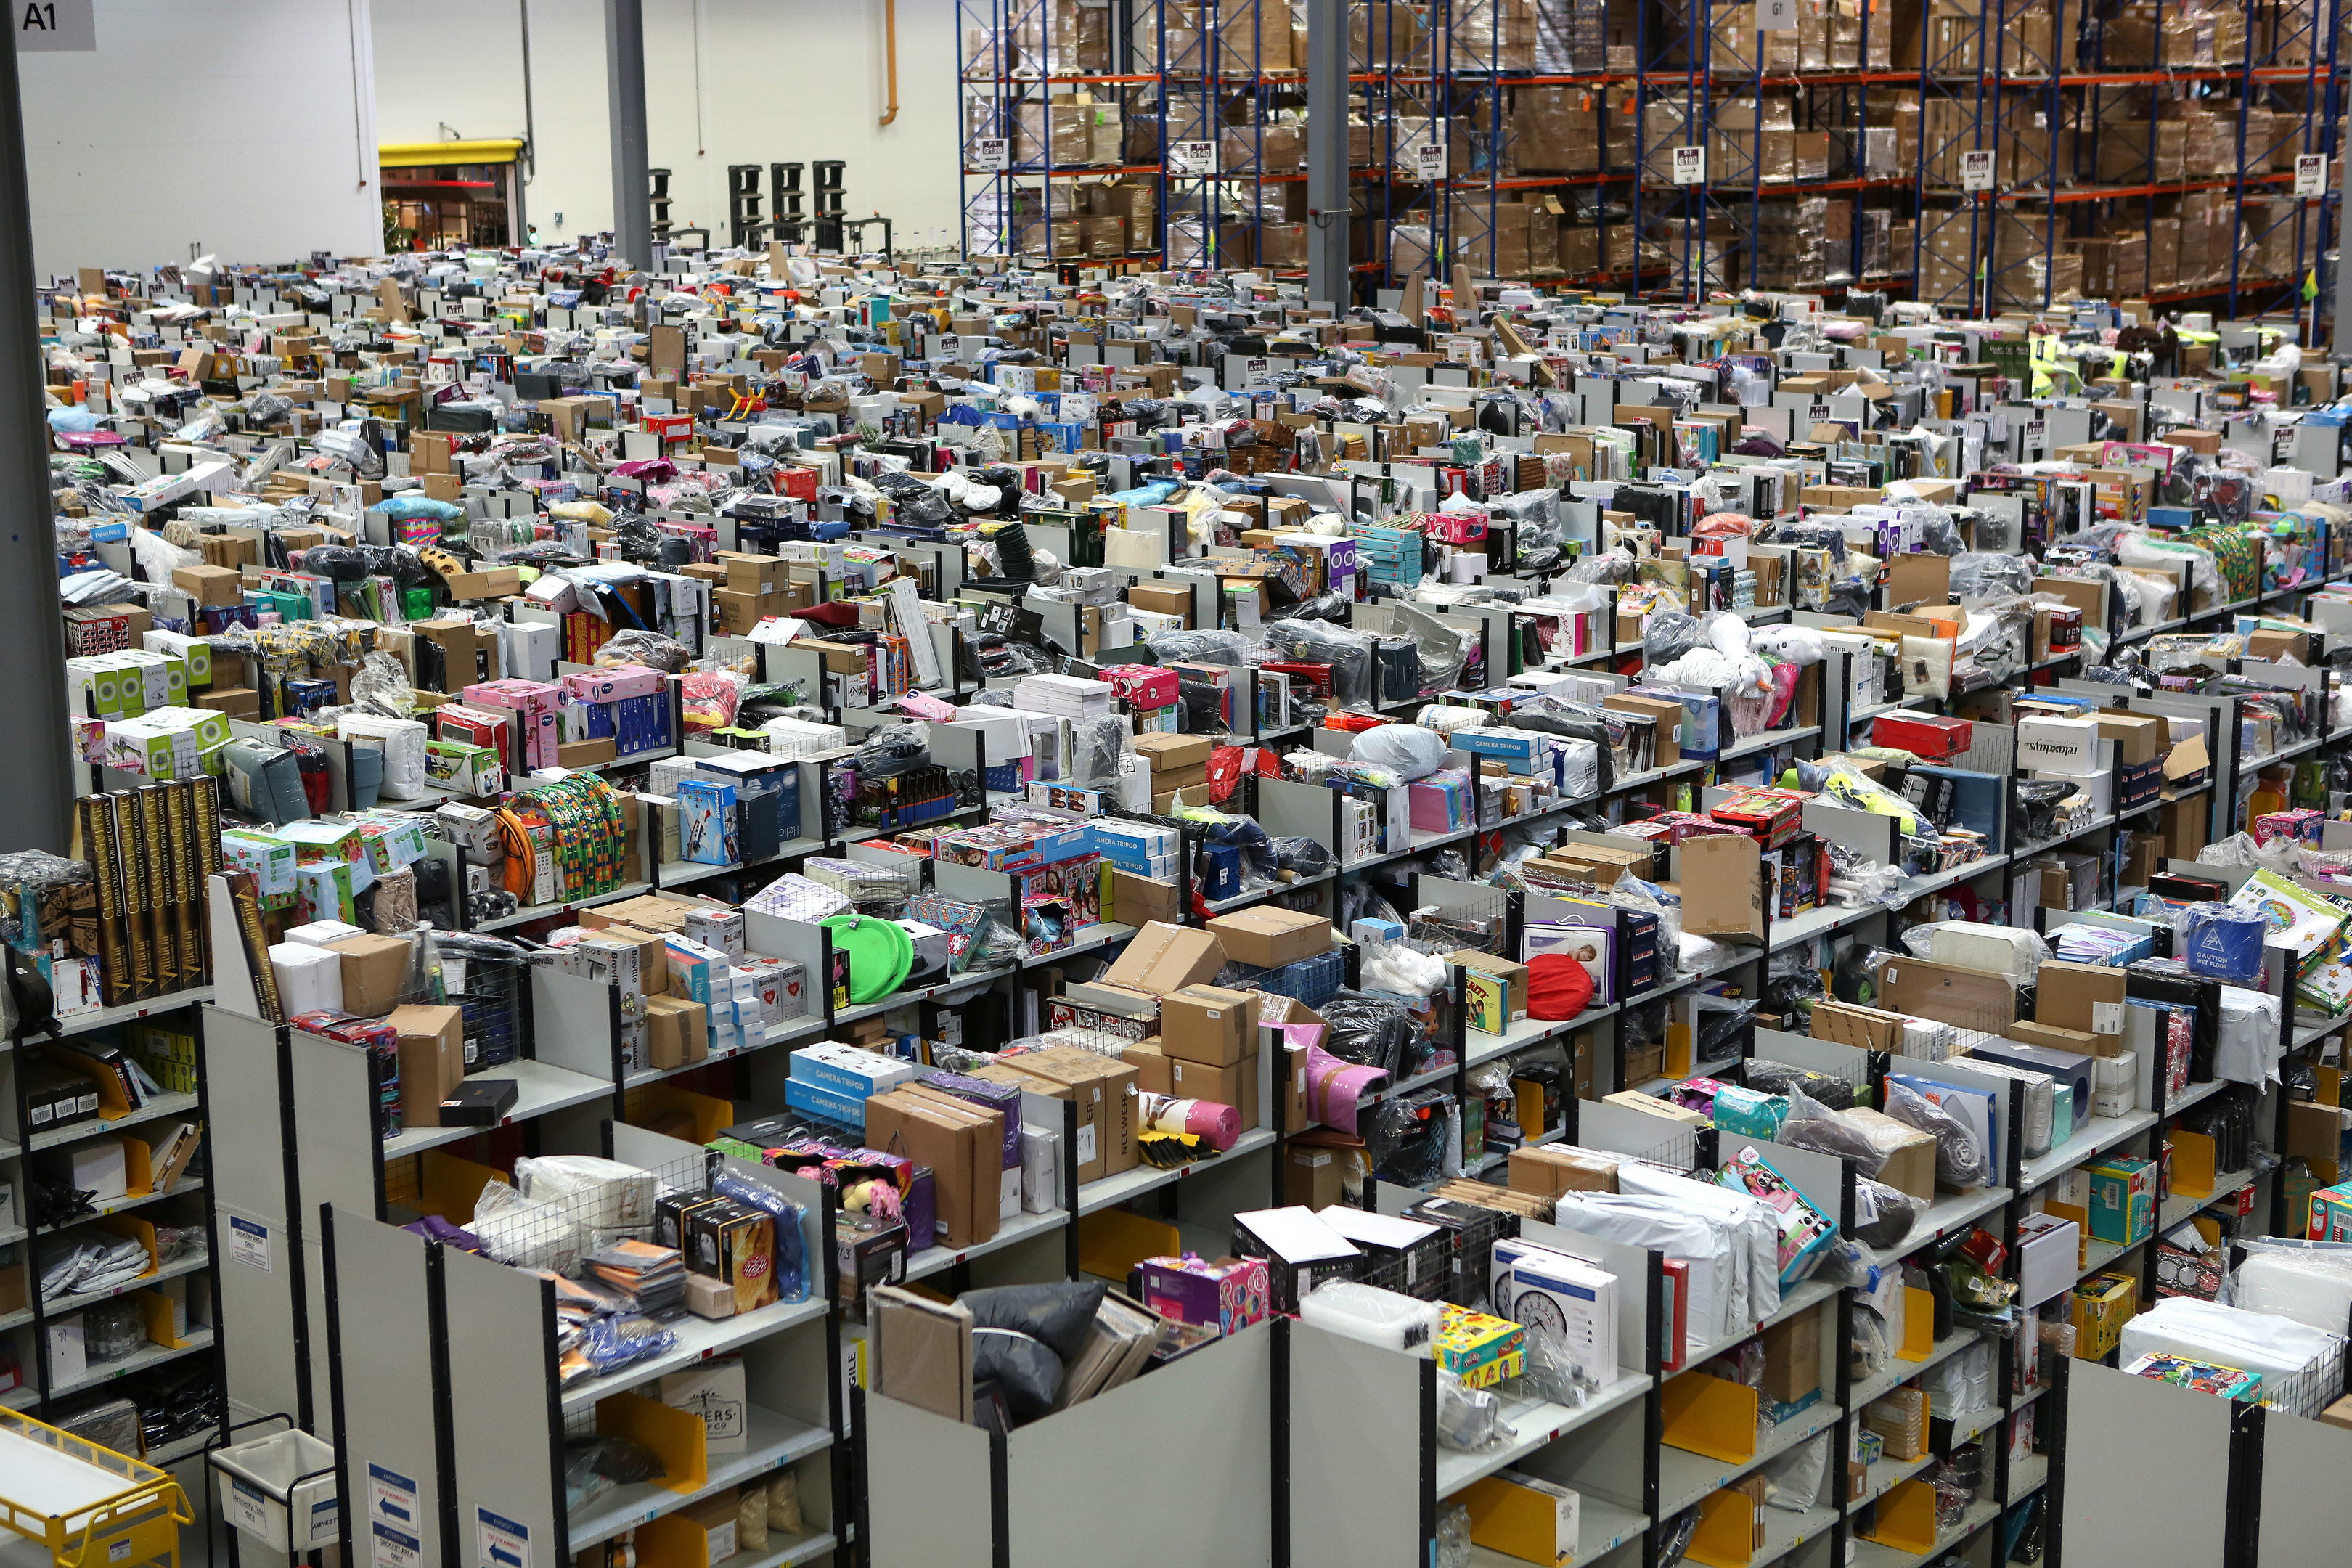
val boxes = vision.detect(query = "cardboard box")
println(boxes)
[387,1003,465,1127]
[1845,1107,1937,1199]
[644,993,709,1069]
[1762,1304,1821,1403]
[326,933,411,1018]
[1286,1144,1347,1209]
[1508,1143,1619,1197]
[2096,711,2169,766]
[171,563,242,608]
[1674,833,1764,939]
[1101,920,1226,995]
[865,1089,999,1249]
[1161,984,1256,1066]
[1109,870,1184,928]
[2036,959,2127,1056]
[1120,1038,1172,1097]
[1167,1053,1257,1128]
[1205,907,1333,969]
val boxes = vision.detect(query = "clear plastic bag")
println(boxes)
[598,629,692,672]
[1434,1368,1514,1453]
[1264,619,1376,708]
[1351,722,1451,781]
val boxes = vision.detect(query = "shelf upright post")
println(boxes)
[1305,0,1351,298]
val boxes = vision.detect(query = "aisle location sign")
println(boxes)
[1414,140,1447,179]
[1961,150,1996,191]
[972,136,1009,171]
[16,1,96,49]
[1170,140,1217,176]
[1672,147,1706,185]
[2297,154,2329,195]
[1758,0,1797,29]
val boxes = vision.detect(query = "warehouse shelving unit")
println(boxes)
[955,0,1167,263]
[0,992,224,1474]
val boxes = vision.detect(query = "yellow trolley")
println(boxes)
[0,1408,189,1568]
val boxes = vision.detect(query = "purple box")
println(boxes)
[1134,1255,1271,1335]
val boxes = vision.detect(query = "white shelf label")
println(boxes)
[1961,150,1996,191]
[1672,146,1706,185]
[1758,0,1797,30]
[972,136,1009,172]
[2297,153,2329,196]
[1169,139,1218,176]
[1414,139,1447,179]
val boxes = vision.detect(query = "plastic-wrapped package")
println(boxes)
[681,669,743,730]
[559,1312,677,1387]
[1434,1369,1511,1454]
[1068,715,1127,788]
[1763,1432,1830,1511]
[710,1169,810,1302]
[1775,1085,1887,1175]
[1853,1177,1919,1250]
[1365,1089,1454,1188]
[2227,1240,2352,1336]
[1349,722,1450,782]
[1642,609,1704,666]
[1743,1058,1856,1111]
[1392,600,1472,695]
[598,629,693,672]
[1881,1078,1988,1188]
[1300,1280,1442,1351]
[1265,619,1376,708]
[1319,990,1418,1074]
[1146,628,1255,668]
[2116,1297,2345,1417]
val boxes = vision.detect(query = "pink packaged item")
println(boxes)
[1302,1040,1387,1135]
[563,663,665,703]
[1097,664,1180,708]
[1135,1254,1270,1334]
[895,691,958,722]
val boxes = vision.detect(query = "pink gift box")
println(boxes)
[1098,664,1180,708]
[1135,1254,1270,1336]
[464,678,562,716]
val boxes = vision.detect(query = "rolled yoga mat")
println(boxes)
[1140,1092,1241,1151]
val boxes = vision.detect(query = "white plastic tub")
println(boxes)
[211,1427,340,1551]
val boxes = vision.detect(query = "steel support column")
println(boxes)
[1304,0,1349,300]
[0,30,73,855]
[605,0,653,264]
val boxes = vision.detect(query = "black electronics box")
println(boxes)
[438,1077,519,1126]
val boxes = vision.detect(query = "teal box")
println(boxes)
[2088,1156,2156,1245]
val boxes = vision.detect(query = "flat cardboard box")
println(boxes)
[2320,1394,2352,1432]
[1674,833,1764,939]
[1879,955,2018,1031]
[387,1003,465,1127]
[1126,584,1194,624]
[1161,984,1256,1066]
[1846,1107,1937,1199]
[1101,920,1227,995]
[325,933,411,1017]
[1206,907,1333,969]
[1762,1303,1821,1403]
[895,1083,1010,1225]
[865,1089,997,1249]
[1011,1045,1140,1179]
[1810,999,1907,1052]
[1599,1090,1709,1127]
[1133,733,1214,772]
[2096,711,2169,766]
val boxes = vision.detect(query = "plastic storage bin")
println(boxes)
[211,1428,340,1551]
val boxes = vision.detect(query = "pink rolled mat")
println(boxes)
[1304,1042,1387,1136]
[1140,1093,1242,1151]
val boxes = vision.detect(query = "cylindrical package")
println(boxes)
[2179,902,2268,984]
[1140,1092,1241,1151]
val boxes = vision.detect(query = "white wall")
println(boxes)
[20,0,380,280]
[372,0,963,256]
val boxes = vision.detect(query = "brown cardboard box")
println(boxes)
[171,563,242,608]
[1763,1304,1821,1402]
[1161,984,1255,1066]
[719,552,788,595]
[1286,1144,1347,1209]
[644,993,708,1069]
[2320,1394,2352,1432]
[2096,711,2169,766]
[713,589,770,637]
[1126,584,1194,622]
[1167,1053,1257,1128]
[1120,1038,1172,1096]
[1674,833,1764,939]
[866,1089,997,1248]
[1810,999,1907,1052]
[1881,955,2019,1029]
[1507,1143,1620,1197]
[326,934,411,1018]
[1134,733,1214,772]
[1542,841,1654,885]
[1602,693,1686,767]
[2035,960,2126,1055]
[1016,1046,1139,1178]
[1205,907,1333,969]
[196,687,261,719]
[1101,921,1226,995]
[558,738,618,769]
[388,1003,465,1127]
[1845,1107,1937,1198]
[1108,870,1184,928]
[971,1058,1116,1183]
